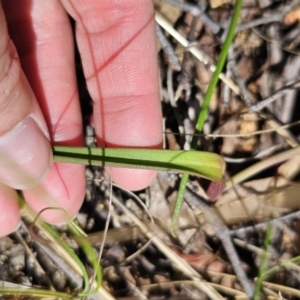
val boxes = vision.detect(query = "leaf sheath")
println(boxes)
[53,146,223,182]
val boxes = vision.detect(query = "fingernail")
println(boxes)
[0,116,52,189]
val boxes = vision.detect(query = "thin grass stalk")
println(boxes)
[253,222,272,299]
[67,221,102,296]
[171,0,243,235]
[53,146,224,182]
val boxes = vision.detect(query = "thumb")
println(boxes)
[0,3,51,189]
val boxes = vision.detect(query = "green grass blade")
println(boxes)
[41,222,91,294]
[67,221,102,296]
[172,0,243,236]
[254,222,272,299]
[261,255,300,280]
[170,174,188,237]
[53,146,224,182]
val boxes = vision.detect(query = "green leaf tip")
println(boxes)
[53,146,224,182]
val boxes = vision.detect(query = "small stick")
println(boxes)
[88,174,113,294]
[223,62,232,106]
[234,0,299,34]
[155,12,240,99]
[227,47,252,108]
[225,145,300,189]
[37,242,83,290]
[156,23,181,71]
[162,119,300,138]
[230,210,300,239]
[249,80,300,113]
[160,0,222,35]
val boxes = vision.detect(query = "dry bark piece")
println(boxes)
[209,0,234,9]
[154,0,182,24]
[283,6,300,25]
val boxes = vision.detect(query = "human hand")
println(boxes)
[0,0,162,236]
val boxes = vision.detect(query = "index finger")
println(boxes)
[61,0,163,190]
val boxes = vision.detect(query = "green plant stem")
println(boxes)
[53,146,223,238]
[53,146,224,182]
[171,0,243,236]
[42,222,92,295]
[254,223,272,299]
[261,255,300,280]
[68,221,102,296]
[170,174,188,237]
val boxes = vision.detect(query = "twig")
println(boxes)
[160,0,222,35]
[88,174,113,294]
[225,145,300,189]
[36,242,83,289]
[142,280,245,297]
[155,12,240,95]
[207,271,280,299]
[234,0,299,33]
[227,47,252,108]
[249,25,300,56]
[14,228,55,290]
[233,237,300,277]
[263,115,299,148]
[223,63,232,106]
[163,119,300,138]
[261,280,300,297]
[233,238,276,259]
[166,65,185,136]
[156,23,181,71]
[230,210,300,238]
[111,182,154,264]
[249,80,300,113]
[223,144,284,163]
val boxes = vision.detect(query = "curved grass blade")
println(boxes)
[68,221,102,297]
[53,146,224,182]
[42,222,92,295]
[19,195,90,296]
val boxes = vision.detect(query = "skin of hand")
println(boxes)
[0,0,162,236]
